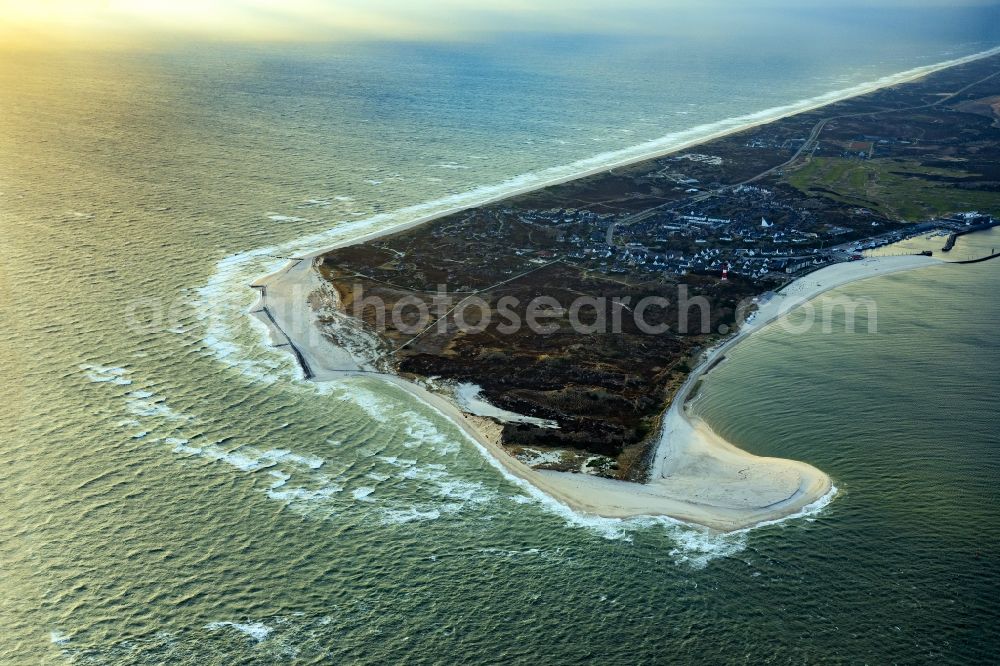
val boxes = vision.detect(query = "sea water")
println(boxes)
[2,17,999,664]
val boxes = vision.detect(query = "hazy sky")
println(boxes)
[1,0,997,49]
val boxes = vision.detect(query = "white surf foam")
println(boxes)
[260,449,325,469]
[435,478,497,506]
[665,526,750,569]
[338,385,393,423]
[380,505,441,524]
[377,455,417,468]
[169,439,336,502]
[266,479,343,502]
[352,486,375,502]
[735,484,840,533]
[267,213,307,223]
[196,46,1000,394]
[80,364,132,386]
[204,621,272,642]
[125,391,190,422]
[399,462,448,482]
[189,47,991,546]
[50,630,71,645]
[268,470,291,488]
[398,411,460,455]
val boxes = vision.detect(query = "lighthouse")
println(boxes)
[721,262,729,281]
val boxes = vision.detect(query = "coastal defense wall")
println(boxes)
[250,282,316,380]
[942,220,1000,252]
[953,251,1000,264]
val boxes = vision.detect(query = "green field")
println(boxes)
[786,157,1000,221]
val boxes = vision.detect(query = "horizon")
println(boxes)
[3,1,999,50]
[3,2,1000,663]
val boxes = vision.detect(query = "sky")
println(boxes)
[1,0,997,49]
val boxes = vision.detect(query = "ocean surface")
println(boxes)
[2,21,999,664]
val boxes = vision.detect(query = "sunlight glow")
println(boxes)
[0,0,994,50]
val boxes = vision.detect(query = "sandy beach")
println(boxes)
[242,45,987,530]
[253,249,942,531]
[262,45,999,269]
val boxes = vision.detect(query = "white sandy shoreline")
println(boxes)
[282,45,999,264]
[253,245,943,531]
[243,47,994,531]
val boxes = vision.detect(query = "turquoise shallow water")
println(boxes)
[1,28,999,664]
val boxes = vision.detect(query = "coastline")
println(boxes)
[282,45,999,264]
[415,255,943,531]
[244,48,990,531]
[254,242,943,530]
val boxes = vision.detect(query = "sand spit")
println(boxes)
[242,45,988,530]
[252,251,941,531]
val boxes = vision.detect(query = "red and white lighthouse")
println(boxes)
[721,262,729,281]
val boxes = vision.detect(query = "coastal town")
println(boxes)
[449,192,992,281]
[316,53,1000,480]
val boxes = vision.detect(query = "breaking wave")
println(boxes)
[188,46,992,555]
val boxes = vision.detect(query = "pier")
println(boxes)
[942,218,999,252]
